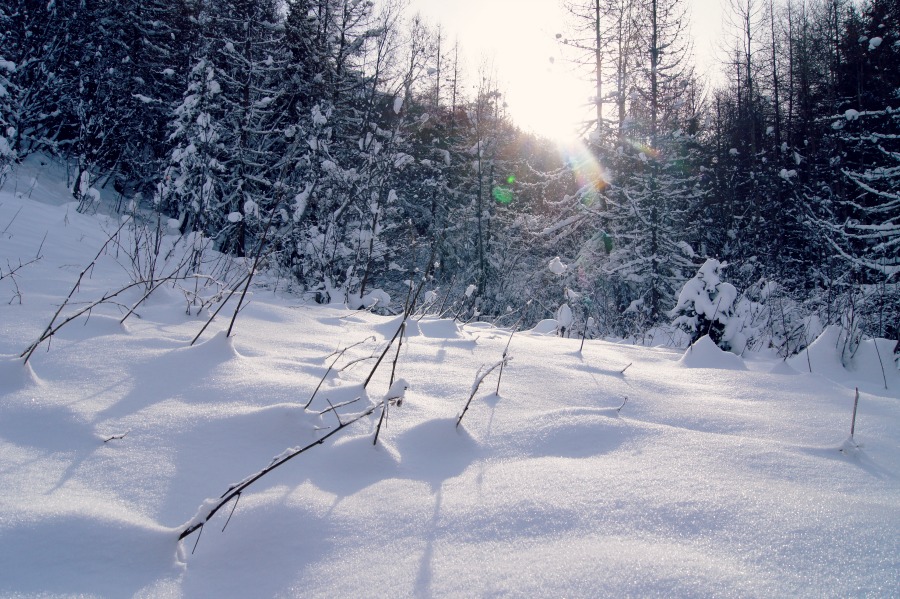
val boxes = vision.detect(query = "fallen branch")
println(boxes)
[179,402,382,544]
[21,274,184,363]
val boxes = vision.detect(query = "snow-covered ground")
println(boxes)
[1,158,899,598]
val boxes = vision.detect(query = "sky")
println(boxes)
[405,0,726,140]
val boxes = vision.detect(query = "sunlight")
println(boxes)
[557,138,612,204]
[406,0,587,142]
[504,67,587,142]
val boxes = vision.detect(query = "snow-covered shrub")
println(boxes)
[739,279,820,357]
[670,259,741,351]
[556,302,573,337]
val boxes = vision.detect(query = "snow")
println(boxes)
[868,37,883,50]
[0,158,899,597]
[679,335,747,370]
[670,259,738,342]
[556,302,573,331]
[548,256,567,275]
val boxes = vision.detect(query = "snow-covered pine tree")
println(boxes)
[0,24,15,177]
[820,0,900,339]
[275,0,402,301]
[0,0,76,159]
[114,0,195,196]
[158,0,286,256]
[670,258,740,349]
[599,0,702,323]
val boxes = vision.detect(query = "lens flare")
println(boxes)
[492,185,514,204]
[626,139,660,159]
[557,140,613,207]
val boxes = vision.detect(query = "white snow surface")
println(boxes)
[1,158,899,598]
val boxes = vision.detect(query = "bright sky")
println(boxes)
[405,0,726,141]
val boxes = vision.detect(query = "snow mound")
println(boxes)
[0,513,181,598]
[0,355,41,390]
[394,418,481,488]
[788,325,846,376]
[373,316,469,340]
[503,409,635,459]
[788,327,898,388]
[527,319,560,335]
[417,317,467,339]
[347,288,391,310]
[184,329,241,361]
[769,360,800,375]
[846,337,899,388]
[53,313,129,341]
[679,335,747,370]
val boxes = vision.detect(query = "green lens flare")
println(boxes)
[506,175,516,185]
[492,186,513,204]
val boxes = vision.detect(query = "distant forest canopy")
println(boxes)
[0,0,897,345]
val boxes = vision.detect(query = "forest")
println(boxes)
[1,0,897,354]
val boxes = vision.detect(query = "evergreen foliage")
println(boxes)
[3,0,897,348]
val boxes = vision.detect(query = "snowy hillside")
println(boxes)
[1,160,899,598]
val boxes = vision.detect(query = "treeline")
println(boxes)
[553,0,898,343]
[0,0,566,315]
[0,0,896,346]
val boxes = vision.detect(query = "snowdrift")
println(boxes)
[1,161,899,597]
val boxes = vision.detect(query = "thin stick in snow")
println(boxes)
[225,202,283,339]
[305,338,374,409]
[495,324,520,395]
[221,493,241,532]
[21,217,131,363]
[850,387,860,439]
[457,358,508,428]
[872,340,891,390]
[179,402,382,544]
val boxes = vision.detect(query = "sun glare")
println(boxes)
[407,0,587,143]
[506,73,586,143]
